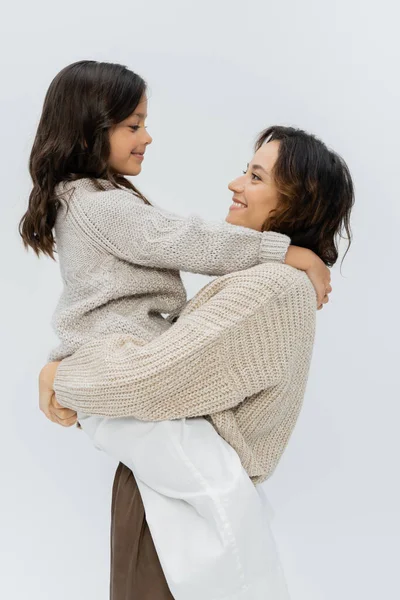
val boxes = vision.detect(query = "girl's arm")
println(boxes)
[75,188,324,283]
[52,264,316,420]
[75,189,329,303]
[75,188,290,275]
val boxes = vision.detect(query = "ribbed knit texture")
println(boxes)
[55,263,316,485]
[48,177,290,362]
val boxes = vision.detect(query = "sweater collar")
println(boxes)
[55,177,122,194]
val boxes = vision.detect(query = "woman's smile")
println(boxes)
[229,196,247,211]
[229,201,247,210]
[226,142,281,231]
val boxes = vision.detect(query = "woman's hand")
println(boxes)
[39,362,78,427]
[285,246,332,310]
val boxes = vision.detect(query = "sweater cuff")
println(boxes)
[54,357,83,412]
[259,231,291,263]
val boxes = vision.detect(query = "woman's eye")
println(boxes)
[242,169,260,181]
[130,125,140,132]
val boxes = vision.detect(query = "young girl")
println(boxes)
[22,60,333,599]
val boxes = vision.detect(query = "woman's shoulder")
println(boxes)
[181,262,315,319]
[223,262,315,300]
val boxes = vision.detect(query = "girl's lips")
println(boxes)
[131,153,144,161]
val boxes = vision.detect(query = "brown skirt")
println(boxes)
[110,461,175,600]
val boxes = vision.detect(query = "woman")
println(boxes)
[40,126,354,599]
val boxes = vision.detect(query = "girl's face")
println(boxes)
[108,95,153,176]
[225,140,280,231]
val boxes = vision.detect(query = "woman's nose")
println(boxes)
[228,177,244,193]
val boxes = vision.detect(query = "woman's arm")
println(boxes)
[52,264,316,420]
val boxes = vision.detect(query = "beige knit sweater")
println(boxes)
[54,262,316,485]
[48,177,290,362]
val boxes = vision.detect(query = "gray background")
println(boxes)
[1,0,399,598]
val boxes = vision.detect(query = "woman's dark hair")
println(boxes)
[256,126,355,266]
[19,60,150,259]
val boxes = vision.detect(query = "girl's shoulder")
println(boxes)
[55,176,136,196]
[54,177,145,212]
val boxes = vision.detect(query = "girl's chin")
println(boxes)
[123,166,142,176]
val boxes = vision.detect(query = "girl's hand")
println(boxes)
[285,246,332,310]
[39,362,78,427]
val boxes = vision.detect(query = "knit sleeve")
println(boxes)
[75,189,290,275]
[53,265,316,419]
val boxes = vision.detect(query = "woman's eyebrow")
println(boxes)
[249,163,269,176]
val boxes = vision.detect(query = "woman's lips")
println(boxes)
[229,202,247,211]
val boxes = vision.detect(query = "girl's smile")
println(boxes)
[131,152,145,161]
[109,95,152,176]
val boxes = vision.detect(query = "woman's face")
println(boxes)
[108,94,153,176]
[225,140,280,231]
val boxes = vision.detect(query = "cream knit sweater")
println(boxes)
[54,262,316,485]
[48,177,290,362]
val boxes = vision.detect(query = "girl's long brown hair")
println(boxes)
[257,126,355,267]
[19,60,151,259]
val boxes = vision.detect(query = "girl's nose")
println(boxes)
[144,129,153,145]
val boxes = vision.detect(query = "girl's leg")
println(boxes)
[110,461,174,600]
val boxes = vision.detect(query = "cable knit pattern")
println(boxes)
[48,177,290,362]
[54,263,316,485]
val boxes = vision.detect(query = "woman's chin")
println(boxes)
[225,212,242,226]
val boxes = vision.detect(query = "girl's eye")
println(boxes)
[130,125,148,132]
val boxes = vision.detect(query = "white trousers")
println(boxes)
[77,412,291,600]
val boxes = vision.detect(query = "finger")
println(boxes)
[60,415,78,427]
[40,405,56,423]
[53,407,76,418]
[50,410,77,428]
[46,410,59,424]
[46,412,57,423]
[318,291,328,305]
[53,406,77,418]
[50,395,64,409]
[326,284,333,294]
[53,408,77,422]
